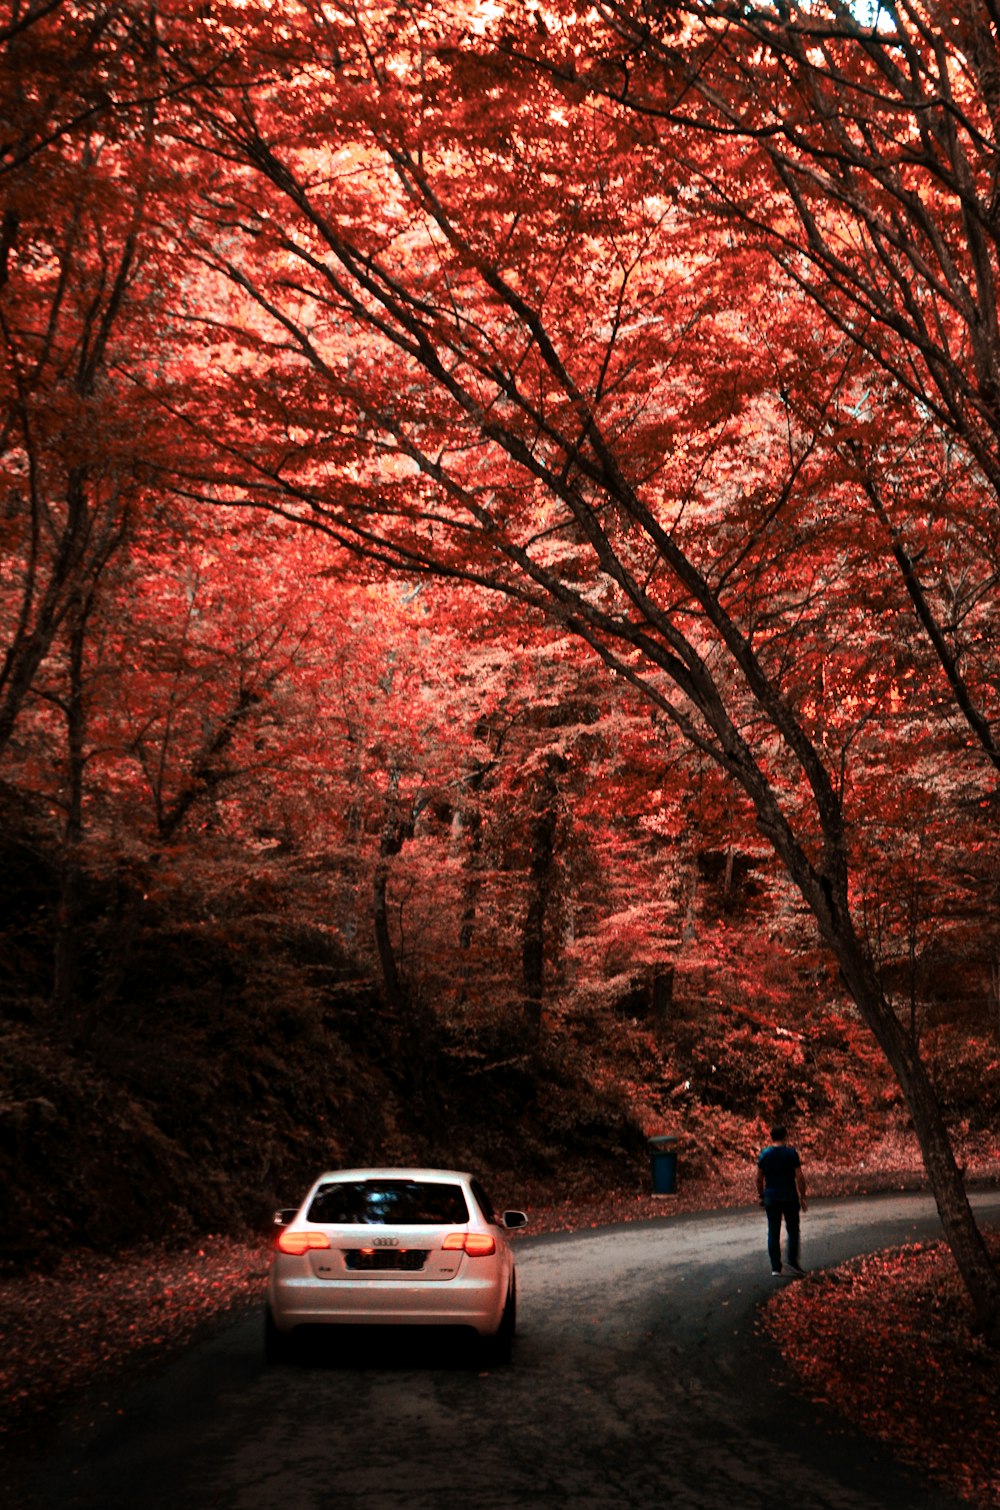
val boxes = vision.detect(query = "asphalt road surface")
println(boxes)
[8,1190,1000,1510]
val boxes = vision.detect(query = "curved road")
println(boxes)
[8,1190,999,1510]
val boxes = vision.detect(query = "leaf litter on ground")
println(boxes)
[763,1230,1000,1509]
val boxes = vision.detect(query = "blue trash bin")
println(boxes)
[648,1135,678,1195]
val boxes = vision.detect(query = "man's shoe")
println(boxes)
[771,1268,783,1276]
[785,1262,806,1276]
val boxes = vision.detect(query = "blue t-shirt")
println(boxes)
[758,1143,801,1202]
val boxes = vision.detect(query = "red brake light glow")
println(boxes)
[276,1228,331,1255]
[464,1233,496,1256]
[442,1232,496,1256]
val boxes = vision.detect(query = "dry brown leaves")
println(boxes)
[763,1231,1000,1509]
[0,1237,270,1435]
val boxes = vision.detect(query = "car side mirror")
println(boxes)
[502,1210,528,1230]
[273,1208,299,1228]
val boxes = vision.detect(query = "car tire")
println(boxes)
[264,1307,294,1365]
[483,1277,516,1366]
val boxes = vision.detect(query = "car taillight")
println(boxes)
[442,1232,496,1256]
[276,1229,331,1255]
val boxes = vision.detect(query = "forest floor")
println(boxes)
[2,1165,999,1508]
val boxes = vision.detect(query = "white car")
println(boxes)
[266,1168,528,1363]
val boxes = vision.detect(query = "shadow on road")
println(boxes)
[269,1322,496,1371]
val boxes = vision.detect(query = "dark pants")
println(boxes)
[765,1198,800,1270]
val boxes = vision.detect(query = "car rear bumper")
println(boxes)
[268,1270,507,1337]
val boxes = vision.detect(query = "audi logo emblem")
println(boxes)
[372,1236,399,1247]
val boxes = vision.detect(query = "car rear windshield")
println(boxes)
[307,1180,470,1226]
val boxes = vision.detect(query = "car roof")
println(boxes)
[310,1168,476,1183]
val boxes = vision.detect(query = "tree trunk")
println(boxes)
[652,968,674,1041]
[372,855,408,1019]
[96,865,148,1013]
[522,754,564,1035]
[371,765,421,1020]
[904,1057,1000,1344]
[370,770,444,1114]
[52,847,82,1026]
[456,804,482,1006]
[52,590,88,1031]
[751,771,1000,1342]
[832,916,1000,1342]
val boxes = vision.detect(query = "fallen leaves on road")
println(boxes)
[763,1230,1000,1509]
[0,1237,270,1435]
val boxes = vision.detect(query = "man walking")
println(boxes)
[756,1124,807,1276]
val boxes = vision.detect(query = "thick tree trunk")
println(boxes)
[652,968,674,1040]
[751,778,1000,1342]
[456,805,483,1007]
[371,764,424,1019]
[0,471,89,760]
[51,850,82,1023]
[522,754,564,1035]
[832,917,1000,1342]
[372,855,408,1018]
[371,771,443,1114]
[52,591,87,1030]
[96,867,147,1013]
[522,887,546,1036]
[906,1062,1000,1342]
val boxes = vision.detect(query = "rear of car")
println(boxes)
[266,1168,526,1362]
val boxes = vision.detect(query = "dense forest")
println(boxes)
[2,0,1000,1335]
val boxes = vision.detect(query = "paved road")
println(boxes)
[8,1191,999,1510]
